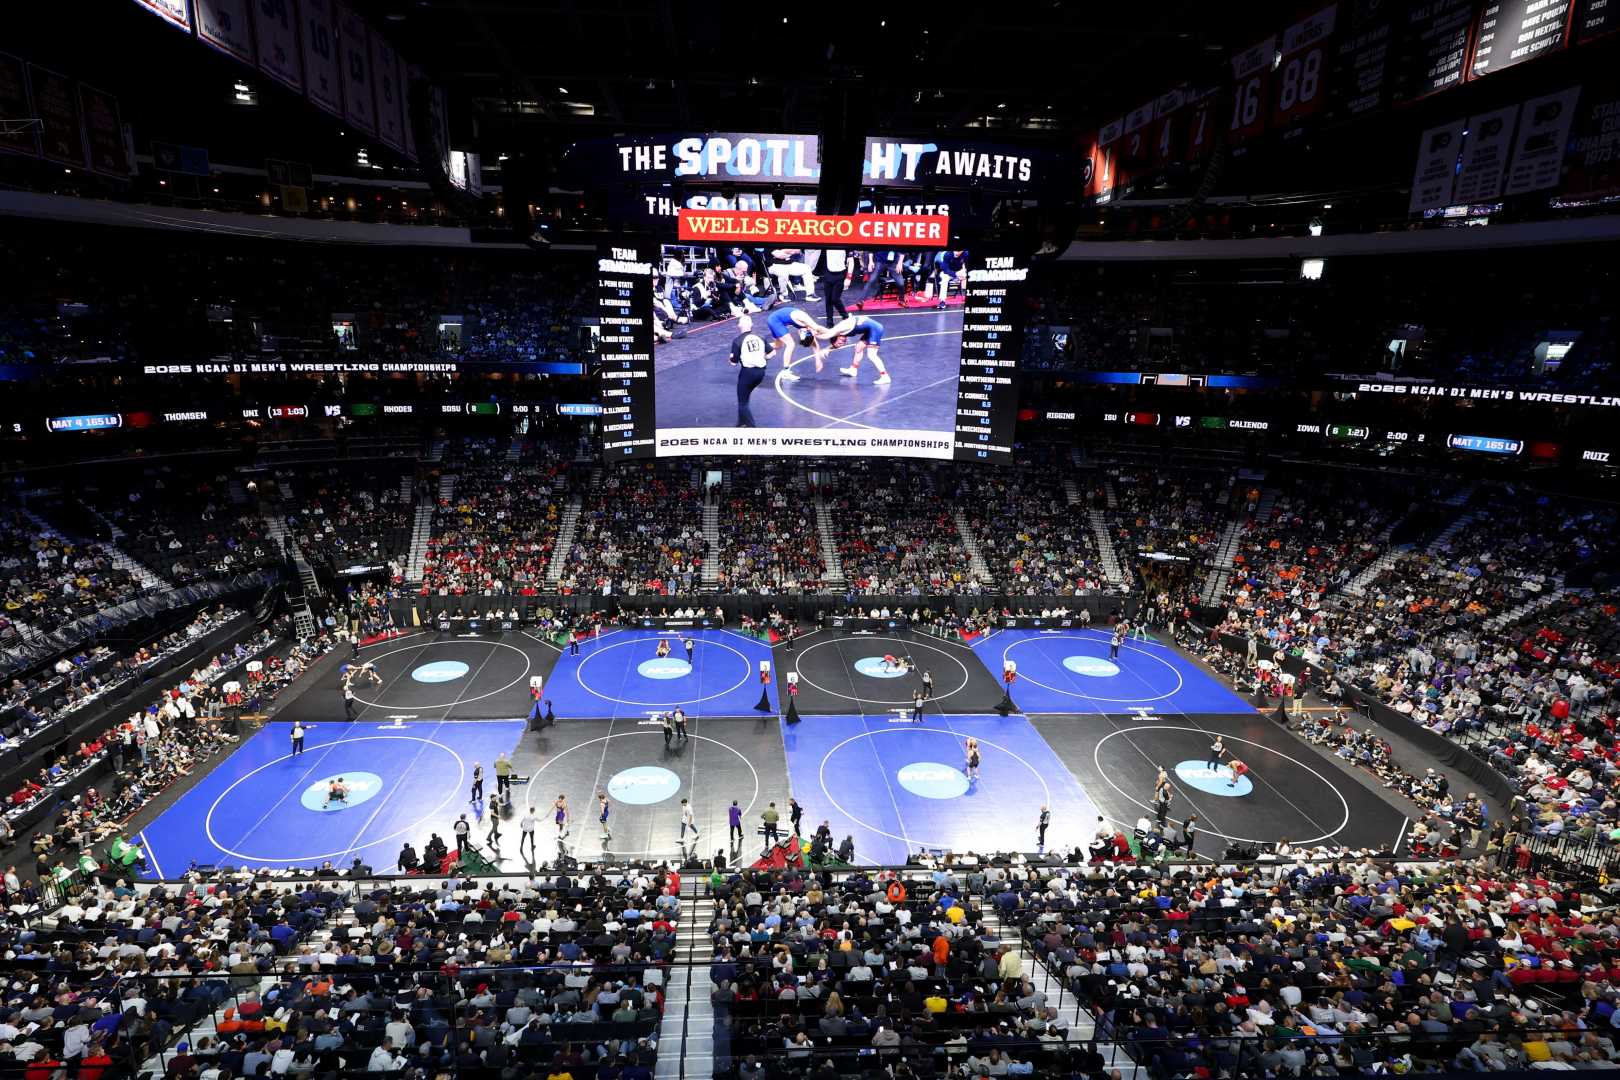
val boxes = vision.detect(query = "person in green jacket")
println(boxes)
[761,803,781,848]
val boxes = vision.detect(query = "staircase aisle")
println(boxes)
[546,496,584,584]
[1196,487,1273,607]
[1486,580,1566,631]
[1426,511,1476,556]
[656,886,716,1080]
[404,502,436,583]
[813,494,844,588]
[952,508,992,586]
[701,501,721,588]
[24,505,172,594]
[1086,509,1126,589]
[980,904,1139,1078]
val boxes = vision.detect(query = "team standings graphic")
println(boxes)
[640,243,1025,461]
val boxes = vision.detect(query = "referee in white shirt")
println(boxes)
[730,315,769,427]
[819,248,849,322]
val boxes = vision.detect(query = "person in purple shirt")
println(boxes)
[728,800,743,847]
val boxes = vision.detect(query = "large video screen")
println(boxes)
[597,231,1027,463]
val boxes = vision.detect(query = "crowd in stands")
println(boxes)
[0,228,592,371]
[1223,472,1413,616]
[279,467,411,573]
[1004,853,1620,1075]
[713,462,824,594]
[708,859,1083,1079]
[1023,250,1619,391]
[419,439,576,596]
[560,464,705,596]
[454,258,592,367]
[0,611,340,905]
[84,470,278,586]
[0,863,677,1080]
[826,462,977,595]
[0,507,143,629]
[1215,479,1619,859]
[1105,467,1231,586]
[958,456,1107,595]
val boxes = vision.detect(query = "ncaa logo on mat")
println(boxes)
[411,661,470,683]
[300,772,385,812]
[896,762,970,800]
[637,658,692,680]
[607,766,682,805]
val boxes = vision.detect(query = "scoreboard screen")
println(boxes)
[595,242,658,459]
[629,234,1023,463]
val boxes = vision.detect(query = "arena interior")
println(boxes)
[2,2,1620,1078]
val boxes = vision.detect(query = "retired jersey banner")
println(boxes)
[79,85,131,177]
[301,0,343,118]
[133,0,192,30]
[195,0,256,65]
[677,210,949,247]
[336,3,375,135]
[252,0,303,93]
[0,55,37,158]
[29,65,85,168]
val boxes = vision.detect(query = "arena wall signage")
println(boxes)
[613,188,983,230]
[137,359,584,376]
[563,133,1050,192]
[1347,379,1620,407]
[676,209,949,247]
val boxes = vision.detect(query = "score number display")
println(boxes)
[954,253,1029,463]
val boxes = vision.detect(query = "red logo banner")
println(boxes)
[677,209,949,247]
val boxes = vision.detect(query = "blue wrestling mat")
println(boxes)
[542,628,777,719]
[971,629,1256,715]
[780,713,1101,865]
[137,720,524,876]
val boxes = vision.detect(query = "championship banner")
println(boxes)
[1409,119,1466,212]
[1504,86,1580,195]
[676,209,949,247]
[1452,105,1520,202]
[1563,76,1620,198]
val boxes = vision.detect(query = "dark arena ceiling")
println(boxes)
[346,1,1304,139]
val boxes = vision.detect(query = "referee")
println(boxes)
[730,314,769,427]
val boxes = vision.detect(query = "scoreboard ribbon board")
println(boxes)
[953,253,1029,463]
[596,243,658,460]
